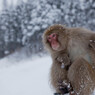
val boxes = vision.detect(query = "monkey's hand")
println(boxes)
[57,80,73,94]
[56,53,71,69]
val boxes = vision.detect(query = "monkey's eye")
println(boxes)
[52,34,56,37]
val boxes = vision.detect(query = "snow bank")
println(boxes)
[0,55,52,95]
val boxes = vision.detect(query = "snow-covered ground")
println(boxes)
[0,54,53,95]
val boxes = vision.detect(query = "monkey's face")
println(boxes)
[43,25,68,52]
[47,33,60,51]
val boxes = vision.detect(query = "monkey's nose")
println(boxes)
[49,34,53,38]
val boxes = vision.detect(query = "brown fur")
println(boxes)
[50,51,71,93]
[68,58,95,95]
[50,57,68,93]
[43,24,95,95]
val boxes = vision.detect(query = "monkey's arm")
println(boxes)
[56,53,71,70]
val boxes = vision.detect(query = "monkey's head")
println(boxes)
[43,24,69,53]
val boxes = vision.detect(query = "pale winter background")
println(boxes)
[0,0,95,95]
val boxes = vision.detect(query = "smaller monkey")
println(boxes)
[43,25,73,94]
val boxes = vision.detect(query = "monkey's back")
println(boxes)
[67,27,95,65]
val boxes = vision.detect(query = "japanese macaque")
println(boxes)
[43,24,95,95]
[43,25,73,94]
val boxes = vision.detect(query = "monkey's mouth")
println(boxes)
[51,41,60,51]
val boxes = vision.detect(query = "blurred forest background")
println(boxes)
[0,0,95,58]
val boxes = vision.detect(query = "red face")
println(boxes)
[47,33,60,50]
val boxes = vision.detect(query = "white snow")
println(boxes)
[0,55,53,95]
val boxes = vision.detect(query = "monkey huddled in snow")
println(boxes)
[43,24,95,95]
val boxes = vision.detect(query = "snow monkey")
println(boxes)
[43,24,95,95]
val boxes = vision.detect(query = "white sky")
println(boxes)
[0,0,17,11]
[0,0,27,11]
[0,0,3,11]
